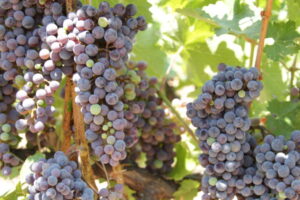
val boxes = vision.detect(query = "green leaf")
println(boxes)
[251,60,288,117]
[158,0,217,10]
[177,1,261,40]
[265,21,300,61]
[287,0,300,26]
[173,179,200,200]
[180,41,243,88]
[0,182,25,200]
[0,166,22,197]
[124,185,136,200]
[131,22,169,78]
[19,152,45,186]
[168,142,198,181]
[265,99,300,136]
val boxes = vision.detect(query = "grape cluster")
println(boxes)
[117,61,180,174]
[0,143,19,175]
[247,133,300,199]
[98,184,123,200]
[187,64,263,199]
[0,0,69,136]
[26,151,94,200]
[0,67,20,175]
[40,2,147,166]
[0,69,19,140]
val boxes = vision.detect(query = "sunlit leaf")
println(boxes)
[265,99,300,136]
[265,21,300,61]
[173,179,200,200]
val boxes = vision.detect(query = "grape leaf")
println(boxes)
[173,179,200,200]
[158,0,217,9]
[265,21,300,61]
[251,59,288,117]
[265,99,300,136]
[181,41,243,88]
[287,0,300,26]
[168,142,198,181]
[19,152,45,186]
[131,22,169,78]
[0,182,24,200]
[124,185,136,200]
[0,166,22,197]
[177,1,261,40]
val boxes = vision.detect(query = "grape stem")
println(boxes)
[71,82,98,191]
[112,165,125,184]
[62,76,73,153]
[289,54,298,89]
[64,0,98,194]
[155,85,198,142]
[95,161,110,185]
[249,42,255,68]
[254,0,273,78]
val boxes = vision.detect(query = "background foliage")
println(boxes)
[1,0,300,199]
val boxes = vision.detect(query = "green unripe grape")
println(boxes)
[153,160,163,169]
[207,137,215,146]
[148,117,157,126]
[14,75,25,87]
[56,61,62,67]
[124,104,129,110]
[131,75,141,84]
[125,92,136,101]
[90,104,101,115]
[98,17,108,27]
[39,0,46,5]
[26,82,33,88]
[107,122,112,127]
[9,139,18,146]
[34,63,42,70]
[37,100,45,107]
[238,90,246,98]
[127,70,137,77]
[0,132,10,141]
[86,59,94,68]
[2,124,11,133]
[102,125,109,131]
[278,192,286,199]
[124,83,135,92]
[0,160,3,168]
[109,129,115,134]
[116,67,127,76]
[101,134,107,139]
[209,177,217,186]
[127,61,135,69]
